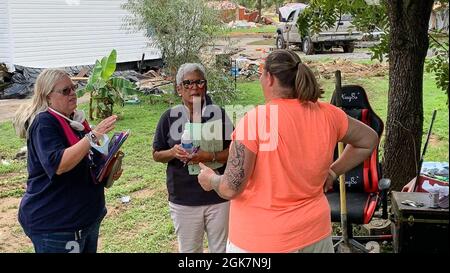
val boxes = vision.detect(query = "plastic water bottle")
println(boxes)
[181,128,193,154]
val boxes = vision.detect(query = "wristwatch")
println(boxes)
[86,131,98,146]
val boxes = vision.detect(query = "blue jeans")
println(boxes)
[28,211,105,253]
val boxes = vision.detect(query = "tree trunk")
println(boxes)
[89,97,93,120]
[171,66,178,95]
[383,0,434,191]
[258,0,262,23]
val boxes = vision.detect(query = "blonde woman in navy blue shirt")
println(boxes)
[13,69,119,253]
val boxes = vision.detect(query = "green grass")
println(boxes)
[0,62,447,252]
[225,25,277,36]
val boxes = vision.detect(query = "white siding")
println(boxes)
[9,0,160,68]
[0,0,13,70]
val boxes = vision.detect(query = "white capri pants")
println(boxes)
[169,201,229,253]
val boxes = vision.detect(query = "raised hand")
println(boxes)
[93,115,117,137]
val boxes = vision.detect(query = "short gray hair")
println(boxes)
[176,63,206,85]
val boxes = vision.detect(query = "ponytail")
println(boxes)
[294,63,324,102]
[265,49,323,102]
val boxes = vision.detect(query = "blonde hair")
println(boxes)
[13,69,68,139]
[264,49,323,102]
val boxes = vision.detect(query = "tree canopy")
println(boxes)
[297,0,448,190]
[123,0,222,75]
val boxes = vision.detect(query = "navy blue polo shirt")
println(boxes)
[153,101,233,206]
[18,111,105,235]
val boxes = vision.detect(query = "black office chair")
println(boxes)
[326,85,391,251]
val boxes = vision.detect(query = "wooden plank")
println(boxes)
[71,77,88,81]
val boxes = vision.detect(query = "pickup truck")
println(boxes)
[276,3,363,54]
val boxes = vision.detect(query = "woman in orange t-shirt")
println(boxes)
[197,49,378,253]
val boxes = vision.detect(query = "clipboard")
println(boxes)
[96,130,130,182]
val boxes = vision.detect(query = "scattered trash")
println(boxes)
[230,55,262,80]
[1,159,11,166]
[228,20,258,29]
[421,161,449,180]
[121,196,131,204]
[230,67,239,77]
[124,96,141,104]
[140,87,165,95]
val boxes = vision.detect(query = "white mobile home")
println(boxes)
[0,0,161,71]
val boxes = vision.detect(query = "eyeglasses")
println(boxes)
[182,79,207,89]
[54,83,78,96]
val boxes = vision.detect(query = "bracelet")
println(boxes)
[211,152,216,163]
[328,168,338,180]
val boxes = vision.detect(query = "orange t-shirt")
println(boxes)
[229,98,349,252]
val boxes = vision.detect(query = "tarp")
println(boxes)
[0,65,93,99]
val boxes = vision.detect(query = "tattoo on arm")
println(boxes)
[223,141,246,191]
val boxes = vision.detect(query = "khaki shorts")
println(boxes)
[227,235,334,253]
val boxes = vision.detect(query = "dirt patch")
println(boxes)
[0,99,23,123]
[106,202,129,218]
[429,133,444,147]
[0,94,91,123]
[132,188,156,200]
[0,197,30,253]
[0,172,21,181]
[305,58,388,79]
[0,172,26,195]
[105,187,156,218]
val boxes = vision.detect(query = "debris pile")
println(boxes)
[208,1,274,25]
[305,59,388,79]
[233,55,262,80]
[137,69,171,95]
[0,65,95,99]
[0,64,171,100]
[70,68,172,95]
[0,63,13,98]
